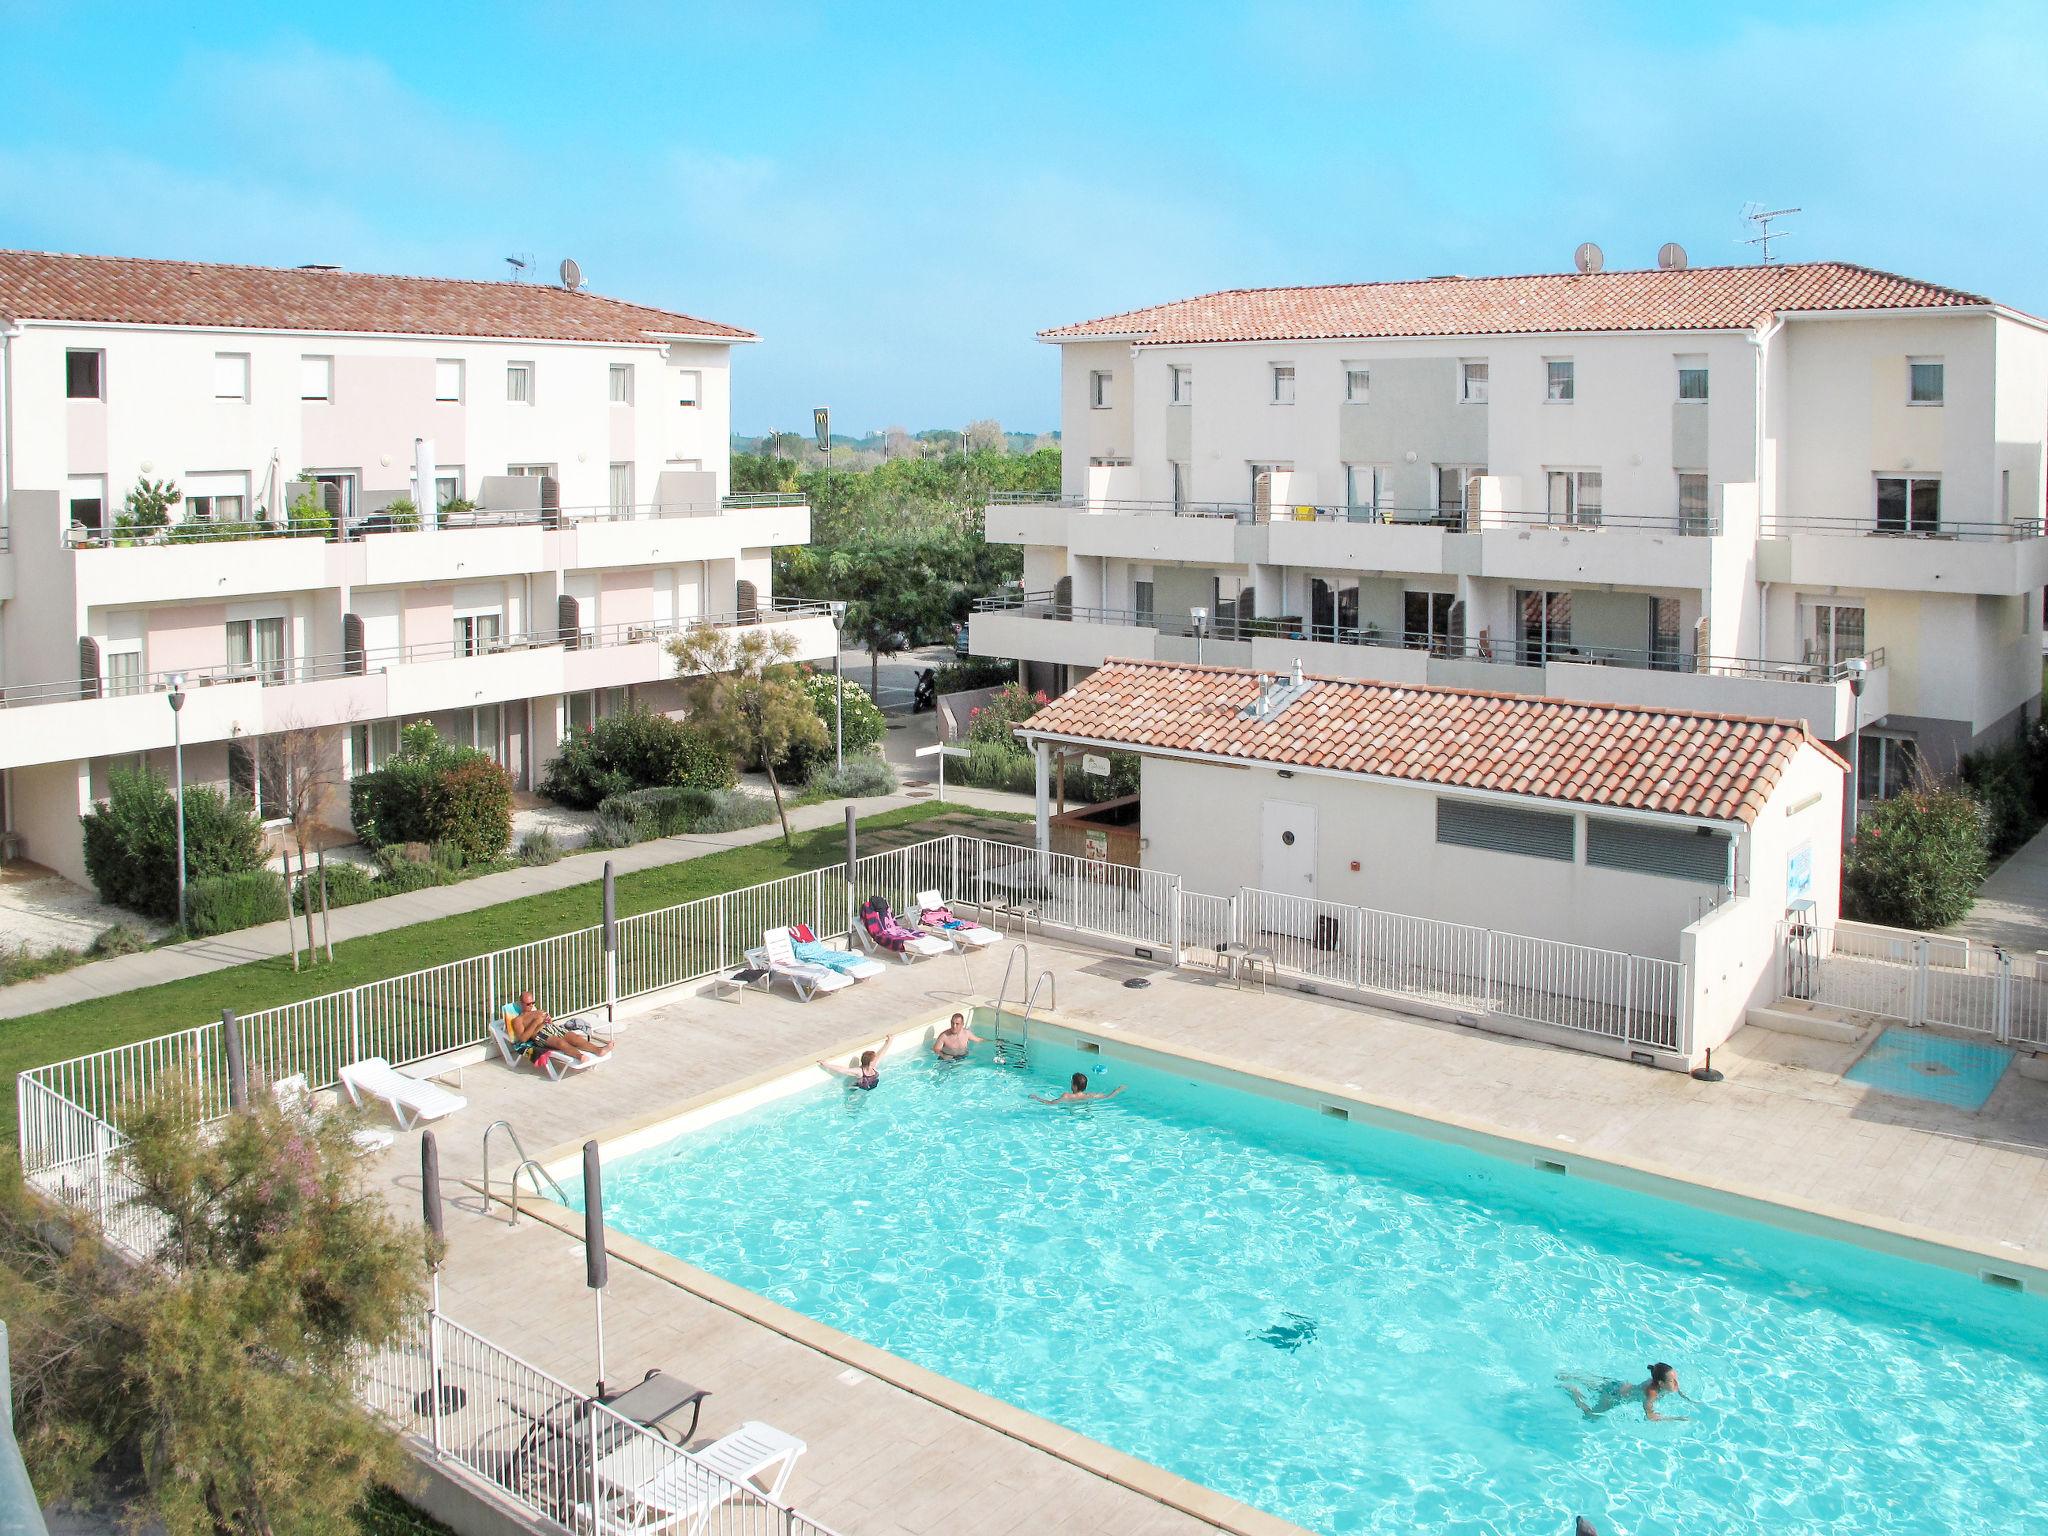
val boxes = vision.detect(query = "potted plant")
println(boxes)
[384,494,420,532]
[114,477,180,544]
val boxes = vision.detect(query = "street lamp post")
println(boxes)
[167,674,188,933]
[828,600,848,773]
[1189,606,1209,666]
[1843,657,1869,850]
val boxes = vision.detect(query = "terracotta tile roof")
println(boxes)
[1040,261,1994,346]
[1018,659,1840,825]
[0,250,753,344]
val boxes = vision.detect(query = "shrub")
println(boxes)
[421,757,513,864]
[113,476,180,541]
[539,709,735,809]
[286,478,335,538]
[598,785,716,840]
[586,809,644,850]
[965,682,1048,751]
[186,869,290,937]
[80,767,267,922]
[383,495,420,531]
[293,862,378,914]
[931,656,1014,694]
[1842,787,1989,930]
[515,829,563,866]
[373,860,440,896]
[782,672,886,779]
[957,741,1037,794]
[692,789,778,833]
[804,755,898,799]
[89,923,152,958]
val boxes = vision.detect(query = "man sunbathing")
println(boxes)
[506,991,611,1062]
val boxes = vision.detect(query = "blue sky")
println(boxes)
[3,1,2045,434]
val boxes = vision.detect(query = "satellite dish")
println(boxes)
[1658,241,1689,271]
[559,257,584,290]
[1573,242,1604,275]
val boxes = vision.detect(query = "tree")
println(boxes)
[0,1083,428,1536]
[666,625,826,848]
[268,718,347,969]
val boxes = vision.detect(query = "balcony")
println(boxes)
[0,598,837,773]
[1757,512,2048,596]
[969,591,1880,737]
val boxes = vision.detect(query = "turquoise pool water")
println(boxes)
[1844,1026,2013,1110]
[580,1039,2048,1534]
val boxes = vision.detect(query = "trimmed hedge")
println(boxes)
[187,870,290,937]
[349,723,512,861]
[1842,787,1989,929]
[423,756,514,864]
[539,709,735,809]
[80,767,268,922]
[804,755,898,799]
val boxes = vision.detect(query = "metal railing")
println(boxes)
[362,1313,844,1536]
[1779,919,2048,1046]
[65,494,807,549]
[988,491,1725,536]
[0,601,834,710]
[1761,513,2046,542]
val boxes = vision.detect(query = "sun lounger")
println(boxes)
[598,1420,807,1535]
[914,889,1002,948]
[857,896,952,962]
[780,923,886,979]
[754,929,856,1002]
[270,1072,395,1154]
[338,1056,468,1130]
[489,1015,607,1081]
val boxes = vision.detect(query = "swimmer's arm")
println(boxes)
[817,1060,856,1078]
[1098,1085,1126,1099]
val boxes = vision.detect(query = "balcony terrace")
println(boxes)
[1757,510,2048,596]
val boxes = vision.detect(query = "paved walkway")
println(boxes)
[1946,819,2048,954]
[0,775,1030,1021]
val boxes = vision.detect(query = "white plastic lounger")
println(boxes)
[488,1019,607,1081]
[915,890,1003,948]
[776,926,886,980]
[270,1073,395,1154]
[338,1056,468,1130]
[756,929,855,1002]
[600,1421,807,1536]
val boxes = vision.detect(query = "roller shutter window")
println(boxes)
[1434,799,1575,862]
[1585,817,1731,884]
[557,595,581,650]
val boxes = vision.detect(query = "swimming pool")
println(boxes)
[574,1026,2048,1535]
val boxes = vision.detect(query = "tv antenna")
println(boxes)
[504,252,533,282]
[1741,205,1800,264]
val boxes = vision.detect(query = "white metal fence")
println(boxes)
[362,1312,844,1536]
[1780,919,2048,1046]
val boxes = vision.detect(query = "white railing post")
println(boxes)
[1996,949,2014,1043]
[426,1312,446,1456]
[585,1400,604,1536]
[1622,958,1635,1042]
[1483,930,1497,1013]
[347,987,363,1066]
[716,900,728,972]
[1911,937,1930,1026]
[485,954,497,1019]
[1169,876,1183,967]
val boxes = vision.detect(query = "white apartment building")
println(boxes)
[0,251,832,885]
[973,260,2048,802]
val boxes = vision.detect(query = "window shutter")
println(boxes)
[1052,576,1073,619]
[1238,587,1257,627]
[342,613,366,676]
[78,637,102,701]
[735,579,759,624]
[540,474,561,530]
[1447,599,1466,648]
[557,595,581,651]
[1585,818,1730,883]
[1434,798,1575,862]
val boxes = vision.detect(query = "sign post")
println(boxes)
[915,742,970,803]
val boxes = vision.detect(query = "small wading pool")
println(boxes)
[568,1022,2048,1535]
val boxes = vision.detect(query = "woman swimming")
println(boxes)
[818,1037,892,1091]
[1558,1363,1688,1422]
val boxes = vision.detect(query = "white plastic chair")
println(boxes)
[915,889,1003,948]
[338,1057,467,1130]
[488,1017,607,1081]
[776,926,886,980]
[757,929,855,1002]
[270,1072,394,1155]
[601,1421,807,1536]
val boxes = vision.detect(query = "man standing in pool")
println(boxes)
[819,1036,892,1090]
[1033,1071,1125,1106]
[1558,1363,1689,1422]
[932,1013,983,1060]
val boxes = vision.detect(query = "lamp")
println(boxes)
[167,674,188,932]
[1843,656,1869,849]
[828,600,849,773]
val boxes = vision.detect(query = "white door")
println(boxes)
[1260,800,1318,933]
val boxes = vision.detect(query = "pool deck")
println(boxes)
[370,933,2048,1535]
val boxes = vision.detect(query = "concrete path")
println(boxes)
[0,773,1031,1021]
[1946,819,2048,955]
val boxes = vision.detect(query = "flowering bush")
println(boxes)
[1841,787,1988,929]
[966,682,1048,750]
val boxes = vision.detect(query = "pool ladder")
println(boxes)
[483,1118,568,1226]
[992,945,1055,1067]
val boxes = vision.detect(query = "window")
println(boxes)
[609,462,634,515]
[1545,359,1575,402]
[1806,603,1867,669]
[506,362,534,404]
[1308,577,1357,642]
[508,462,557,479]
[350,721,399,777]
[1677,472,1711,535]
[185,492,246,523]
[564,689,627,735]
[1435,798,1575,862]
[1170,366,1193,405]
[1170,461,1190,512]
[1516,589,1572,664]
[435,359,464,402]
[1546,469,1603,527]
[1345,464,1386,521]
[1460,360,1489,403]
[434,468,464,507]
[229,738,290,822]
[675,370,701,407]
[609,363,634,404]
[1249,461,1291,517]
[1344,366,1370,403]
[1436,465,1485,527]
[1876,475,1940,535]
[1404,590,1459,654]
[300,355,333,401]
[1677,355,1709,401]
[66,349,103,399]
[454,613,502,657]
[1586,819,1731,884]
[1134,579,1155,624]
[104,650,143,697]
[1908,358,1945,406]
[1089,370,1112,409]
[225,617,287,683]
[1858,734,1919,802]
[213,352,249,401]
[67,474,107,532]
[1271,364,1295,405]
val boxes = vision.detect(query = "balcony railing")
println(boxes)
[64,494,807,549]
[1760,512,2045,542]
[973,591,1883,683]
[0,599,833,709]
[988,491,1722,536]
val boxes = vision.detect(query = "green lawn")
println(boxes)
[1,805,1025,1137]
